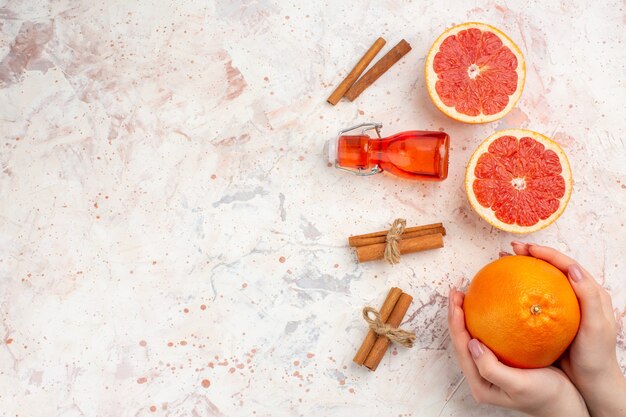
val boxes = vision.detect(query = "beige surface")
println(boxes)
[1,1,625,416]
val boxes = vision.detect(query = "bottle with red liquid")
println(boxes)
[327,123,450,181]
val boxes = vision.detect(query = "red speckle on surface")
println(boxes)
[208,362,214,368]
[229,367,235,373]
[236,363,244,369]
[139,340,147,347]
[495,4,508,13]
[224,59,247,100]
[552,132,576,148]
[293,360,300,366]
[137,377,147,384]
[200,304,206,310]
[5,338,12,345]
[202,379,211,388]
[149,406,156,412]
[167,342,173,347]
[392,348,398,356]
[180,341,188,346]
[94,202,98,208]
[279,256,286,263]
[306,352,314,358]
[502,107,530,126]
[242,282,248,288]
[183,308,189,313]
[211,174,217,180]
[339,379,346,386]
[349,388,355,393]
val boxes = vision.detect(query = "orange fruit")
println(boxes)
[425,22,525,123]
[465,129,572,234]
[463,256,580,369]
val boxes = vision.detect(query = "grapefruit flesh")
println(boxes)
[466,129,572,234]
[425,22,525,123]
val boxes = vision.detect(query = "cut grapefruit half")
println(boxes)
[425,22,525,123]
[465,129,572,234]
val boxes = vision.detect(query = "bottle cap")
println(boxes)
[325,137,338,166]
[327,123,383,176]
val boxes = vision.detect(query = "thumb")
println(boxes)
[468,339,524,392]
[567,264,605,324]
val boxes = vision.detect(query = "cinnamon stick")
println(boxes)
[352,227,446,247]
[344,39,412,102]
[355,232,444,263]
[364,292,413,371]
[349,224,446,247]
[353,287,402,365]
[326,37,386,105]
[348,222,444,246]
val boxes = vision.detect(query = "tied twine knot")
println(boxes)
[362,306,416,348]
[384,218,406,264]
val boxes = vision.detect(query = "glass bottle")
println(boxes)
[327,123,450,181]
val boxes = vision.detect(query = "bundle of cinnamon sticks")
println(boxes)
[327,38,412,105]
[354,287,413,371]
[349,222,446,263]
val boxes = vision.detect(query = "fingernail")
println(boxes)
[569,264,583,282]
[499,251,512,258]
[468,339,484,359]
[511,241,526,247]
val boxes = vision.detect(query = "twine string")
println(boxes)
[383,218,406,264]
[362,306,416,348]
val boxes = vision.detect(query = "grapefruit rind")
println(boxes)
[465,129,573,234]
[425,22,526,124]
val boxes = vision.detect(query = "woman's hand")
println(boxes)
[448,286,590,417]
[510,242,626,417]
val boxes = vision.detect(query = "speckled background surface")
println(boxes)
[1,1,625,416]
